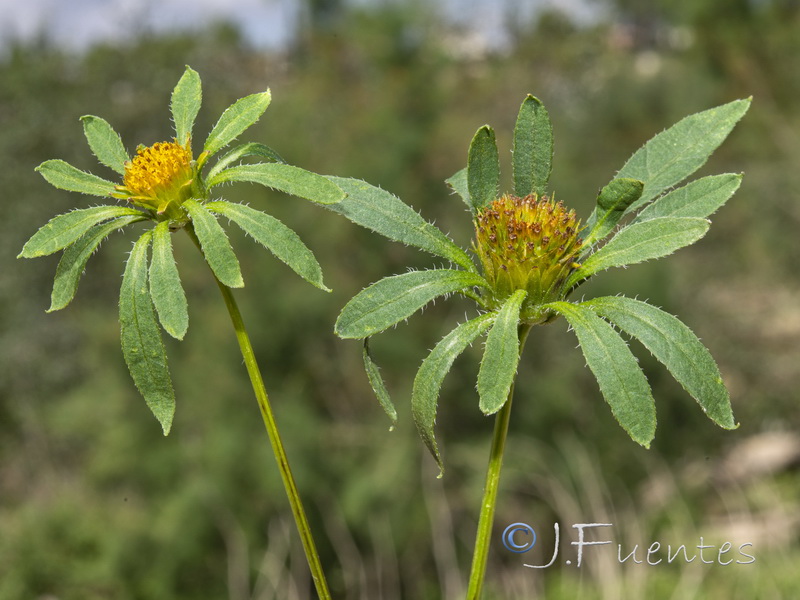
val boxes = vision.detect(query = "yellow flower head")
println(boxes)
[119,140,194,215]
[474,193,583,316]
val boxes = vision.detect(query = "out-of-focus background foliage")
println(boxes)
[1,0,799,598]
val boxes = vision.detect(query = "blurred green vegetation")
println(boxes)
[1,1,799,598]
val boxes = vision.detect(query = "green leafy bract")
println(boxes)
[81,115,128,174]
[119,231,176,434]
[208,163,345,205]
[634,174,743,223]
[548,301,656,447]
[445,167,470,210]
[467,125,500,212]
[150,221,189,340]
[184,199,243,288]
[203,91,272,156]
[171,66,202,146]
[35,160,117,197]
[206,142,286,181]
[413,313,494,474]
[583,178,644,247]
[206,200,328,291]
[363,338,397,427]
[478,290,527,415]
[583,296,735,429]
[512,95,553,197]
[335,269,488,339]
[324,177,476,272]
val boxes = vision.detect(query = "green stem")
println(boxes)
[186,227,332,600]
[466,323,532,600]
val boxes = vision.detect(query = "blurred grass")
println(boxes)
[1,2,799,598]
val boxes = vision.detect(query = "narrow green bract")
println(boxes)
[203,91,272,156]
[49,215,144,312]
[18,205,144,258]
[413,313,494,474]
[583,296,736,429]
[335,269,488,339]
[325,177,476,272]
[567,217,710,288]
[467,125,500,212]
[184,199,244,288]
[206,142,286,180]
[512,95,553,197]
[584,178,644,247]
[548,301,656,447]
[35,159,118,197]
[149,221,189,340]
[171,66,202,146]
[119,231,176,434]
[445,167,470,210]
[207,200,328,291]
[634,173,742,223]
[478,289,527,415]
[208,163,345,205]
[81,116,129,174]
[363,338,397,426]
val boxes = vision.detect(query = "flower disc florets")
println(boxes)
[118,140,194,217]
[475,193,583,319]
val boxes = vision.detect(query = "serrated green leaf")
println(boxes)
[206,142,286,180]
[583,296,735,429]
[80,115,129,174]
[445,167,471,210]
[150,221,189,340]
[616,98,751,214]
[203,90,271,156]
[207,200,328,291]
[119,231,176,434]
[171,66,202,146]
[547,301,656,447]
[19,205,145,258]
[467,125,500,211]
[583,178,645,247]
[478,289,526,415]
[324,177,477,272]
[567,217,710,289]
[184,199,243,288]
[634,174,743,223]
[36,159,118,197]
[208,163,345,205]
[513,95,553,197]
[363,338,397,426]
[413,313,494,474]
[335,269,488,339]
[48,215,144,312]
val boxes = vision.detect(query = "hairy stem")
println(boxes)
[186,226,332,600]
[466,323,532,600]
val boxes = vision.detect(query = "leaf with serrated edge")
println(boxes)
[203,91,271,156]
[81,116,129,174]
[171,66,202,146]
[413,313,494,474]
[467,125,500,211]
[363,338,397,426]
[335,269,488,339]
[583,178,644,247]
[478,289,527,415]
[119,231,176,434]
[634,174,743,223]
[150,221,189,339]
[207,201,328,291]
[208,163,344,205]
[547,301,656,446]
[35,159,117,197]
[513,95,553,197]
[617,98,750,214]
[49,215,144,312]
[445,167,471,210]
[184,199,243,288]
[19,205,144,258]
[583,296,735,429]
[324,177,476,272]
[206,142,286,180]
[567,217,709,289]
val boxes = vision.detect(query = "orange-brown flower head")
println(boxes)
[474,193,583,318]
[120,140,194,215]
